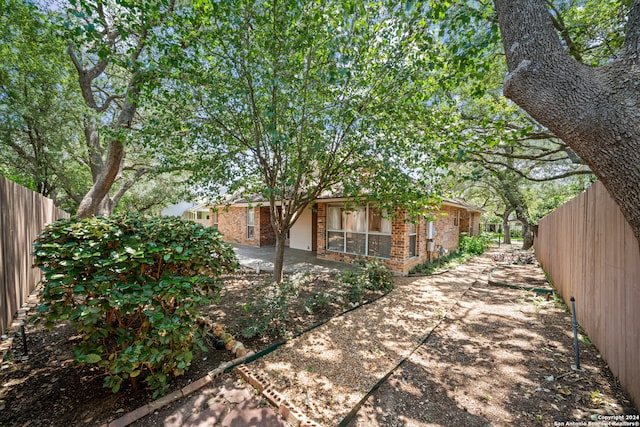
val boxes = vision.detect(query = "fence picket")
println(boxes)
[0,176,68,334]
[535,180,640,408]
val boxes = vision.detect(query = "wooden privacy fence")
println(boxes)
[535,180,640,408]
[0,176,69,335]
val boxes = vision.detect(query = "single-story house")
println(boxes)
[205,195,482,276]
[162,201,212,227]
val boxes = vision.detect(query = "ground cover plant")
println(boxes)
[31,215,238,396]
[236,260,395,339]
[1,246,637,426]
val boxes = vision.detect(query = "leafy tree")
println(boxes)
[182,0,444,282]
[493,0,640,244]
[0,0,87,203]
[114,172,191,215]
[59,0,195,217]
[422,1,600,249]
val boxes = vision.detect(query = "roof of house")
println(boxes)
[209,190,483,213]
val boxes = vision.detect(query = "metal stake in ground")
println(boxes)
[570,296,581,370]
[21,323,27,355]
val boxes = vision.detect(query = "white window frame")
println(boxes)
[247,208,255,239]
[326,203,391,259]
[409,222,417,258]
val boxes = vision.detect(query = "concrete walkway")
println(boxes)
[233,244,354,274]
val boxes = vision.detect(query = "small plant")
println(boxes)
[304,290,332,314]
[340,259,394,303]
[32,215,238,396]
[236,275,303,338]
[341,270,366,303]
[410,251,473,275]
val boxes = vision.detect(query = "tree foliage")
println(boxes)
[174,0,448,281]
[60,0,197,217]
[493,0,640,244]
[0,0,88,206]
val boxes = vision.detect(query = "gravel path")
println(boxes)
[348,263,639,426]
[245,254,494,426]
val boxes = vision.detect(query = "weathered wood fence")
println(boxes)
[535,180,640,407]
[0,176,69,334]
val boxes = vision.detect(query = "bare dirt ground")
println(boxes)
[1,247,638,427]
[349,252,639,426]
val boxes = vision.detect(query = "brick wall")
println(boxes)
[258,206,276,246]
[473,212,481,236]
[459,210,471,236]
[216,205,279,247]
[317,203,327,257]
[218,206,252,245]
[432,205,461,256]
[458,210,482,237]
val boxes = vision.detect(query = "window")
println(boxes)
[453,210,459,227]
[367,207,391,258]
[197,211,209,220]
[409,222,417,257]
[212,211,218,229]
[247,208,255,239]
[327,205,345,251]
[326,204,391,258]
[346,205,367,255]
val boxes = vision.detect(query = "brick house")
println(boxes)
[208,196,482,275]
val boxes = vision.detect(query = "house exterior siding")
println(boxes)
[216,206,276,247]
[459,210,482,237]
[211,198,482,275]
[431,205,462,256]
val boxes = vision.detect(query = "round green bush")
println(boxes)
[32,215,238,396]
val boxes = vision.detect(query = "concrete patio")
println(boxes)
[232,244,354,274]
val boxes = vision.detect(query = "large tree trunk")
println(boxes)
[497,208,512,244]
[76,139,124,218]
[494,0,640,244]
[521,221,534,250]
[273,233,286,283]
[76,93,138,218]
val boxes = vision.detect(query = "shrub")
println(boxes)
[32,215,238,396]
[409,251,473,275]
[340,259,394,303]
[458,233,491,255]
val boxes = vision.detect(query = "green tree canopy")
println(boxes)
[166,0,450,281]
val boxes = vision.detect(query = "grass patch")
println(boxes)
[410,233,492,275]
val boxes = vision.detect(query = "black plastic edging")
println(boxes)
[488,267,555,294]
[337,276,486,427]
[228,289,393,371]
